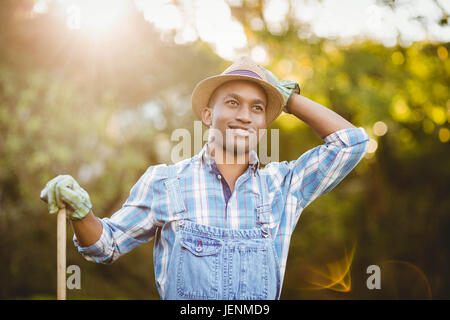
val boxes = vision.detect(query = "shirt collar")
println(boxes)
[195,142,260,172]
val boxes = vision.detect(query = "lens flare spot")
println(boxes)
[379,260,432,299]
[302,244,355,292]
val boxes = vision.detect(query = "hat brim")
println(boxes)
[191,74,285,125]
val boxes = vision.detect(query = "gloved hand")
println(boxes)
[257,65,300,113]
[40,175,92,221]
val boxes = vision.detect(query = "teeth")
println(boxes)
[230,128,250,136]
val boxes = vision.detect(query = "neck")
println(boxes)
[207,142,250,177]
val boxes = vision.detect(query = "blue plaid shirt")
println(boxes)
[74,127,369,297]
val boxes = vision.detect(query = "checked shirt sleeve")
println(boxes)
[290,127,369,209]
[265,127,369,214]
[73,166,165,264]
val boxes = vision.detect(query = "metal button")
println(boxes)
[196,246,203,252]
[217,174,222,180]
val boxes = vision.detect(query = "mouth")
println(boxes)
[227,125,255,137]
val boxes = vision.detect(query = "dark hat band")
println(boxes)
[225,69,263,79]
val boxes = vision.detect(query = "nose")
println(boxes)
[235,105,251,123]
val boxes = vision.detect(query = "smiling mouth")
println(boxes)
[227,126,255,137]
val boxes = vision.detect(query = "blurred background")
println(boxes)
[0,0,448,299]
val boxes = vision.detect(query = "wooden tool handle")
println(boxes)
[57,207,66,300]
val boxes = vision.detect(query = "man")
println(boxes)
[40,57,369,300]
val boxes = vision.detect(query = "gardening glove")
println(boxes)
[257,65,300,114]
[40,175,92,221]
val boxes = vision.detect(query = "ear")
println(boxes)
[201,106,213,127]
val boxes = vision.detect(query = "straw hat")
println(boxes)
[191,56,285,125]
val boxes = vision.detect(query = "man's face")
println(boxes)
[201,80,267,159]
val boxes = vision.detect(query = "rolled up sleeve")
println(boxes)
[73,165,164,264]
[290,126,369,209]
[265,126,369,215]
[73,218,114,264]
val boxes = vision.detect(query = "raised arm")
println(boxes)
[258,64,369,218]
[286,93,355,139]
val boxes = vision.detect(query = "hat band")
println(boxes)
[225,69,263,80]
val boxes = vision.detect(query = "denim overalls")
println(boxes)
[163,164,281,300]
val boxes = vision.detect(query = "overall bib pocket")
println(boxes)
[176,233,223,299]
[236,244,270,300]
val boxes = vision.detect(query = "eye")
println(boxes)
[226,100,238,106]
[253,105,264,111]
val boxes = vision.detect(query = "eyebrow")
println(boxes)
[222,93,267,107]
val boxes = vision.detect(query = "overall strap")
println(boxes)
[256,171,273,233]
[167,164,178,179]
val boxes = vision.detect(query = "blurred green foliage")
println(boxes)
[0,0,448,299]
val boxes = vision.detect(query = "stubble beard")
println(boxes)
[208,128,259,165]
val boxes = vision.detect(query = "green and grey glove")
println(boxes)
[40,175,92,221]
[257,65,300,114]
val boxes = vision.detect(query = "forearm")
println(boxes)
[70,210,103,247]
[287,94,355,139]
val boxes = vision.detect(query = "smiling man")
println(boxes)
[201,79,268,192]
[40,57,369,300]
